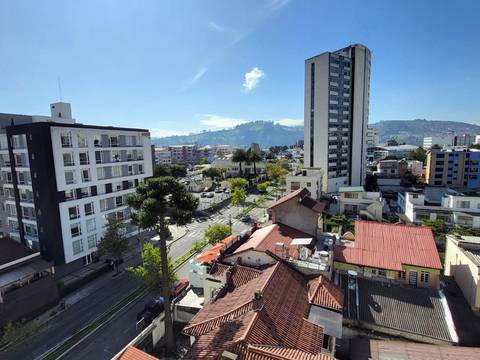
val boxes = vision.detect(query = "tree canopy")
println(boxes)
[97,217,129,274]
[231,187,247,206]
[153,164,187,178]
[228,177,248,190]
[232,149,249,176]
[407,146,427,163]
[202,167,223,181]
[266,161,288,184]
[204,224,231,245]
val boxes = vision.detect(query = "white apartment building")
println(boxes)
[398,190,480,228]
[337,186,384,221]
[285,168,323,200]
[0,103,153,266]
[211,157,266,177]
[423,135,452,149]
[366,126,379,147]
[304,44,371,193]
[154,147,172,165]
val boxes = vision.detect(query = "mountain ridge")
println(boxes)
[152,119,480,147]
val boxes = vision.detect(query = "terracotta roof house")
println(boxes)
[223,223,314,267]
[183,261,343,359]
[269,188,327,237]
[334,221,442,288]
[196,234,238,264]
[117,346,159,360]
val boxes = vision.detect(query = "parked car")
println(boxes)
[240,214,251,223]
[214,187,223,193]
[206,192,214,198]
[200,192,207,198]
[224,188,231,194]
[171,279,189,299]
[136,297,164,322]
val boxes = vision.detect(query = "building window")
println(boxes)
[112,165,122,177]
[128,165,133,176]
[93,135,102,147]
[82,169,91,182]
[17,171,31,185]
[61,132,73,147]
[95,151,104,164]
[420,271,430,284]
[69,205,80,220]
[71,222,82,237]
[72,239,84,255]
[80,187,91,198]
[137,151,144,160]
[77,134,88,148]
[79,152,90,165]
[84,202,94,216]
[97,167,106,180]
[138,164,144,174]
[87,234,97,249]
[111,150,121,162]
[65,170,76,185]
[291,181,300,191]
[109,136,119,147]
[127,150,134,161]
[100,198,108,212]
[113,182,123,192]
[63,152,75,166]
[457,200,470,209]
[65,189,77,201]
[398,270,406,280]
[86,218,96,232]
[115,196,123,207]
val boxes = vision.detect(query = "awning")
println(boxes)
[290,237,314,246]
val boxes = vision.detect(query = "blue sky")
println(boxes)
[0,0,479,137]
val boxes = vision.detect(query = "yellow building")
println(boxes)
[444,234,480,312]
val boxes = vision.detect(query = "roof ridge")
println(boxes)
[183,300,254,336]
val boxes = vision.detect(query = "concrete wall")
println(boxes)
[271,197,321,236]
[224,250,276,267]
[444,237,480,311]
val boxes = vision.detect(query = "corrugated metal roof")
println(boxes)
[334,221,442,271]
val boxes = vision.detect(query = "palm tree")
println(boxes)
[126,177,198,353]
[232,149,248,177]
[247,148,262,176]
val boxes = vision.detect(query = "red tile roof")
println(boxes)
[334,221,442,271]
[270,188,326,213]
[183,262,329,359]
[308,275,344,311]
[235,344,334,360]
[232,223,313,259]
[118,346,159,360]
[197,234,236,264]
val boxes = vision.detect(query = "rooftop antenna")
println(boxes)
[57,77,63,102]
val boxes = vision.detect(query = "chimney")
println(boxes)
[252,290,263,312]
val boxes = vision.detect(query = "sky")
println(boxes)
[0,0,479,137]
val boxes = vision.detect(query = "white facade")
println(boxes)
[211,157,265,177]
[285,168,323,199]
[366,126,379,147]
[52,126,153,264]
[337,187,384,221]
[423,136,452,149]
[154,147,172,165]
[304,44,371,193]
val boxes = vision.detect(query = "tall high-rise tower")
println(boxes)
[304,44,371,193]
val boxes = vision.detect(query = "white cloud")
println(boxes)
[274,118,303,126]
[267,0,290,11]
[207,21,225,32]
[243,67,265,92]
[199,114,251,128]
[149,128,190,138]
[190,67,208,85]
[207,21,243,44]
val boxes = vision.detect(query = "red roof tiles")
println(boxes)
[308,275,344,311]
[232,223,313,259]
[197,234,236,264]
[269,188,326,213]
[118,346,159,360]
[334,221,442,271]
[269,188,306,209]
[183,262,331,359]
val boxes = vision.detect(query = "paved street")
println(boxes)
[0,193,274,360]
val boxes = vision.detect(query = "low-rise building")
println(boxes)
[423,135,453,149]
[407,160,424,178]
[377,145,417,159]
[183,261,342,359]
[211,156,266,177]
[0,237,58,327]
[285,168,323,199]
[334,221,442,288]
[398,189,480,228]
[337,186,384,221]
[153,147,171,165]
[168,144,197,164]
[444,234,480,312]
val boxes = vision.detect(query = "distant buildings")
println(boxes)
[304,44,371,193]
[153,147,171,165]
[0,103,153,266]
[211,156,266,177]
[366,126,379,147]
[337,186,384,221]
[425,149,480,188]
[153,144,238,165]
[423,135,453,149]
[285,168,323,199]
[453,134,475,147]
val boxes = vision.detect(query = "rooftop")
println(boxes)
[338,186,364,193]
[349,339,480,360]
[183,262,336,359]
[270,188,327,213]
[342,277,455,343]
[196,235,236,264]
[117,346,159,360]
[0,238,36,267]
[308,275,344,311]
[232,223,314,259]
[334,221,442,271]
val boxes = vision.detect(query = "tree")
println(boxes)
[97,217,129,274]
[231,187,247,206]
[423,219,448,242]
[247,149,262,176]
[386,137,399,146]
[170,164,187,178]
[202,167,223,181]
[154,164,172,177]
[125,177,198,353]
[407,146,427,163]
[364,173,378,192]
[257,181,270,193]
[232,149,248,176]
[228,177,248,191]
[469,144,480,150]
[324,214,353,232]
[129,243,177,293]
[266,162,288,184]
[431,144,442,150]
[204,224,231,245]
[200,157,210,164]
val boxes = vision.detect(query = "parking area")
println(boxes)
[193,191,231,210]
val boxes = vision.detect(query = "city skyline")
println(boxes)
[1,0,479,138]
